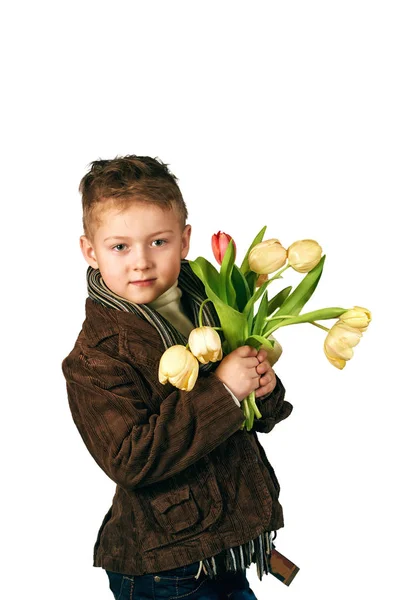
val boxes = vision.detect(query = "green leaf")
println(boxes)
[189,258,221,298]
[263,255,326,336]
[220,239,237,307]
[252,289,269,336]
[222,339,230,354]
[242,276,270,317]
[231,264,251,312]
[266,286,292,317]
[264,307,348,336]
[244,335,275,350]
[240,225,267,276]
[190,256,249,351]
[188,274,248,352]
[209,297,248,351]
[244,270,258,297]
[246,304,255,334]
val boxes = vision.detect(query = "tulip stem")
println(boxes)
[310,321,330,332]
[264,313,297,322]
[243,267,289,316]
[266,264,291,284]
[248,391,262,419]
[242,397,250,421]
[199,298,213,328]
[240,392,262,431]
[265,317,331,334]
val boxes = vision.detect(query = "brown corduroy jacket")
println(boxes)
[61,297,294,576]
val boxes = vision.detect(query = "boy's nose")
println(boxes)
[131,249,153,270]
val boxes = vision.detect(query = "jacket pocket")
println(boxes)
[150,484,199,533]
[134,456,223,552]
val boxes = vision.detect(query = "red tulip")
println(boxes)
[211,231,236,265]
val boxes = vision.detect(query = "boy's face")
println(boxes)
[80,201,191,304]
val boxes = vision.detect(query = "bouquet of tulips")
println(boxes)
[158,226,371,431]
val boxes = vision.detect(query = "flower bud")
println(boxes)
[188,326,223,364]
[212,231,236,265]
[338,306,372,332]
[248,239,287,274]
[287,239,322,273]
[158,345,199,391]
[323,321,363,369]
[323,348,346,370]
[255,273,269,288]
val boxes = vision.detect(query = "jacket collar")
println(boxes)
[83,298,119,347]
[83,297,161,349]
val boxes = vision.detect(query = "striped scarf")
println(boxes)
[86,259,276,581]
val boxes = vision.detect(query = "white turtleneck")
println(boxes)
[147,280,196,338]
[147,281,240,407]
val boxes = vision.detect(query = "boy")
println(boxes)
[61,155,294,599]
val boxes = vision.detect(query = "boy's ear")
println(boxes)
[80,235,99,269]
[181,224,192,259]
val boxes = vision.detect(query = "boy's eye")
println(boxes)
[112,240,167,251]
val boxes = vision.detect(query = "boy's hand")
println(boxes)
[214,345,262,402]
[254,348,277,398]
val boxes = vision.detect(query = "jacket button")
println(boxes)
[154,576,161,582]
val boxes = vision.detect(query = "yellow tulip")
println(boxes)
[323,321,363,369]
[323,348,346,370]
[188,326,223,364]
[338,306,372,332]
[248,239,287,274]
[158,345,199,391]
[287,239,322,273]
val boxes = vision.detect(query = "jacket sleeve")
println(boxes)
[61,349,245,493]
[251,374,293,434]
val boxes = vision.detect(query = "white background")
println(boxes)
[2,1,398,599]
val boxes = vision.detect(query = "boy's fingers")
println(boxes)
[255,375,277,397]
[256,359,271,374]
[257,349,268,363]
[256,362,269,375]
[255,384,272,398]
[238,345,258,357]
[259,372,273,385]
[245,357,262,369]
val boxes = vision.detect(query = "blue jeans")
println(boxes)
[106,560,258,599]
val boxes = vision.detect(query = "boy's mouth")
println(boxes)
[130,278,156,286]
